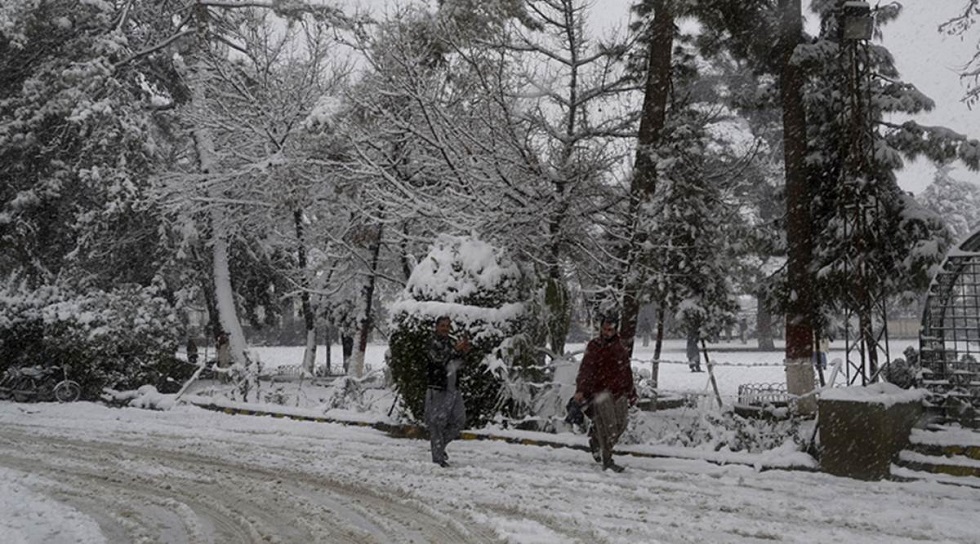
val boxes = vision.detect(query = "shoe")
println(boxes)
[603,461,625,473]
[588,436,601,463]
[435,460,450,468]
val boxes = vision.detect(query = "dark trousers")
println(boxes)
[590,394,629,464]
[425,387,466,463]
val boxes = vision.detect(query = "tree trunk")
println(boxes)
[544,0,586,359]
[755,290,776,350]
[341,334,353,374]
[652,307,665,388]
[779,0,816,412]
[184,3,249,375]
[620,0,675,358]
[350,224,383,378]
[197,242,221,344]
[545,274,570,356]
[211,229,248,367]
[294,209,317,375]
[323,323,332,376]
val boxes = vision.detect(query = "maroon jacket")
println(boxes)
[575,334,636,403]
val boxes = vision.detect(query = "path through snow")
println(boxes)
[0,402,977,543]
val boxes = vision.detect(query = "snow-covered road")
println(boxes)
[1,402,977,543]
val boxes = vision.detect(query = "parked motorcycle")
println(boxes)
[0,365,81,403]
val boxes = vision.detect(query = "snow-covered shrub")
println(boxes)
[264,385,292,406]
[320,374,374,411]
[387,235,542,427]
[882,357,917,389]
[634,367,658,400]
[0,280,187,398]
[625,408,804,453]
[102,385,176,411]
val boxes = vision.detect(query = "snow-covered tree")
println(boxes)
[917,165,980,244]
[690,0,977,391]
[0,0,202,392]
[173,13,350,375]
[0,279,185,398]
[387,234,542,427]
[480,0,636,357]
[144,3,354,388]
[344,3,636,369]
[941,1,980,107]
[0,0,167,290]
[641,107,747,340]
[802,2,971,335]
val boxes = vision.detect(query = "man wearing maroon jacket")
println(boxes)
[573,315,637,472]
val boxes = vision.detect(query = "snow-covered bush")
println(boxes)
[320,375,373,411]
[387,235,543,427]
[0,280,187,398]
[102,385,176,411]
[882,357,917,389]
[625,408,805,453]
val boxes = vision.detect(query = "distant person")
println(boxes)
[573,315,636,473]
[814,334,829,371]
[186,337,199,365]
[686,328,702,372]
[425,316,471,468]
[216,331,231,368]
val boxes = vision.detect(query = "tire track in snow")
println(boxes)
[0,425,499,543]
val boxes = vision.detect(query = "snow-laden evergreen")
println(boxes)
[388,234,544,427]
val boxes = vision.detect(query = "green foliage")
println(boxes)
[387,318,429,421]
[389,306,541,428]
[0,281,188,398]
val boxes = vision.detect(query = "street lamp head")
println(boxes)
[841,1,873,41]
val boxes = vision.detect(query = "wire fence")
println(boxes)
[638,358,797,368]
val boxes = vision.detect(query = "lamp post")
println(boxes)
[841,1,873,41]
[839,0,884,385]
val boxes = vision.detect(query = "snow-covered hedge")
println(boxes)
[387,235,543,427]
[0,280,188,398]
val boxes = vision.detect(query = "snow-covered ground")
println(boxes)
[4,338,975,544]
[1,399,977,543]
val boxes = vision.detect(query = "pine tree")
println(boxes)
[0,0,166,289]
[917,165,980,245]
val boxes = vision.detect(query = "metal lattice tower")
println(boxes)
[836,9,890,386]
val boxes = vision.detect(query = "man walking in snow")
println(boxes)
[573,315,636,473]
[425,316,471,467]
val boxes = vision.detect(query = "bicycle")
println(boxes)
[0,364,81,403]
